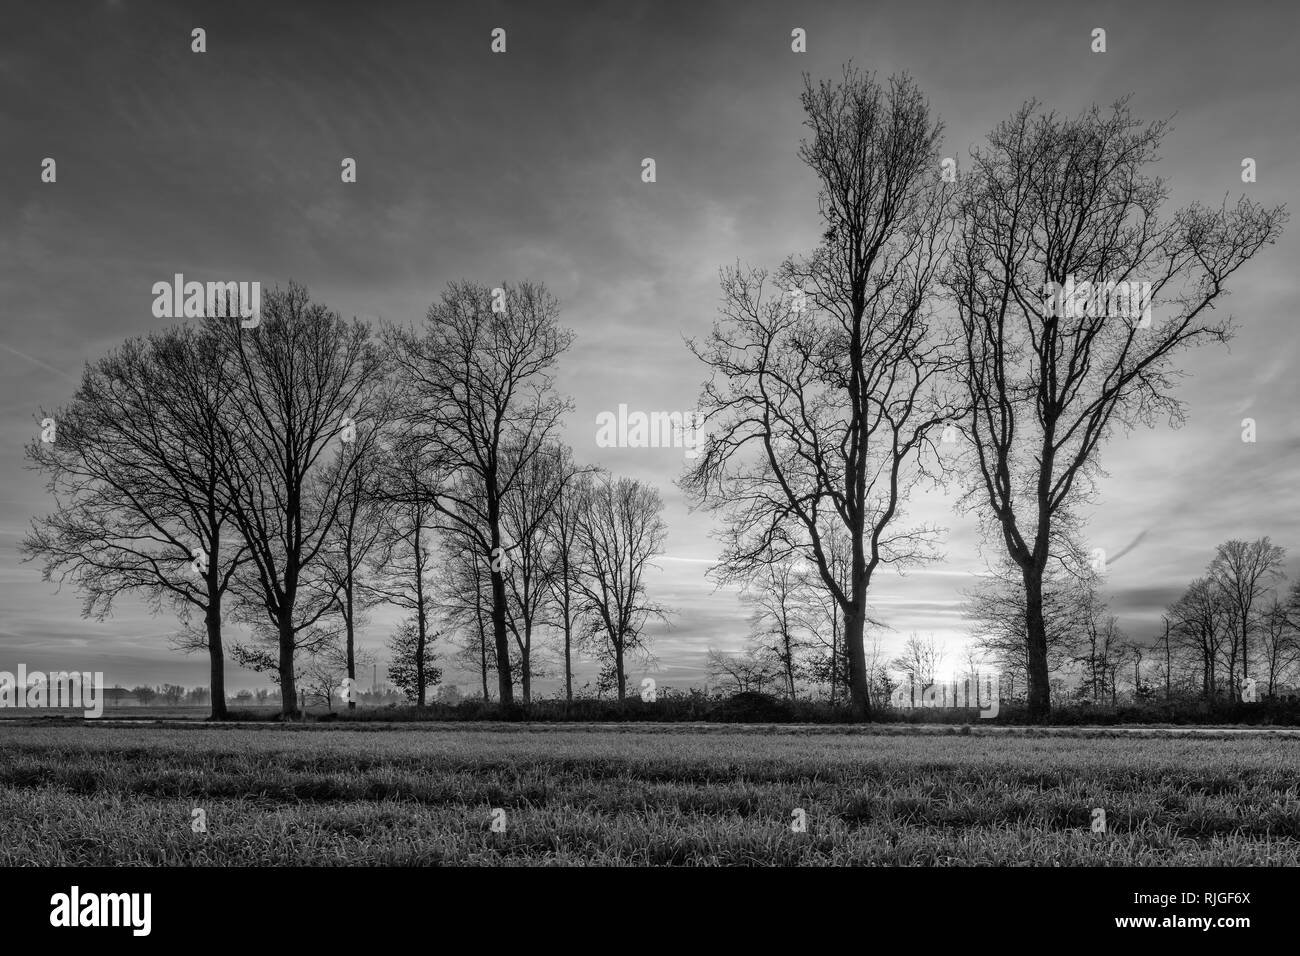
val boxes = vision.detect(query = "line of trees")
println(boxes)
[24,282,668,718]
[1165,537,1298,700]
[964,536,1300,705]
[22,65,1287,722]
[683,65,1285,719]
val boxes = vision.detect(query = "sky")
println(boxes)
[1,0,1297,695]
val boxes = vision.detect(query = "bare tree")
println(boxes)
[435,528,498,701]
[24,325,248,719]
[500,440,571,703]
[1207,537,1286,686]
[1156,615,1174,701]
[1099,618,1129,706]
[950,97,1286,719]
[960,644,996,711]
[742,559,816,700]
[865,634,897,708]
[302,637,375,712]
[1075,608,1126,704]
[573,475,668,700]
[543,453,592,703]
[706,646,782,696]
[796,522,884,704]
[684,68,961,719]
[1120,638,1148,701]
[384,281,573,706]
[368,444,440,705]
[1258,592,1298,697]
[320,441,388,708]
[212,284,388,717]
[890,632,944,705]
[964,556,1093,688]
[1168,577,1232,700]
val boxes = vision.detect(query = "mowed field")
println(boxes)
[1,723,1298,865]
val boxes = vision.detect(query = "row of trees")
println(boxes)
[1165,538,1298,699]
[718,528,1300,704]
[23,65,1287,721]
[25,282,667,718]
[681,66,1285,719]
[964,536,1300,704]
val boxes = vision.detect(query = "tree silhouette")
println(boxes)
[685,68,961,719]
[950,98,1286,719]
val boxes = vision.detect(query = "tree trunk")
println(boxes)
[415,532,428,706]
[564,619,573,703]
[205,602,228,720]
[521,638,531,704]
[1022,567,1051,721]
[562,559,573,703]
[345,579,356,710]
[1170,621,1180,702]
[1227,645,1238,701]
[615,637,626,701]
[844,604,870,720]
[1201,642,1211,702]
[490,566,513,705]
[473,587,490,701]
[830,616,839,706]
[785,643,796,700]
[1241,618,1249,682]
[416,605,428,706]
[278,618,298,717]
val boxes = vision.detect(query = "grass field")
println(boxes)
[1,722,1298,865]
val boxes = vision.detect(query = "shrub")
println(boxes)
[712,692,794,723]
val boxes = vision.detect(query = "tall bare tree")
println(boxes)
[684,68,961,719]
[950,98,1287,719]
[384,281,573,706]
[1076,614,1126,704]
[798,525,850,703]
[1156,615,1174,701]
[320,440,389,708]
[1168,577,1232,699]
[435,520,520,701]
[1258,592,1298,697]
[24,325,247,719]
[500,440,572,703]
[573,475,668,700]
[742,559,815,700]
[213,284,388,717]
[367,444,440,706]
[544,454,592,703]
[1207,537,1285,687]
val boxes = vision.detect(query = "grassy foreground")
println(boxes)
[1,723,1298,865]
